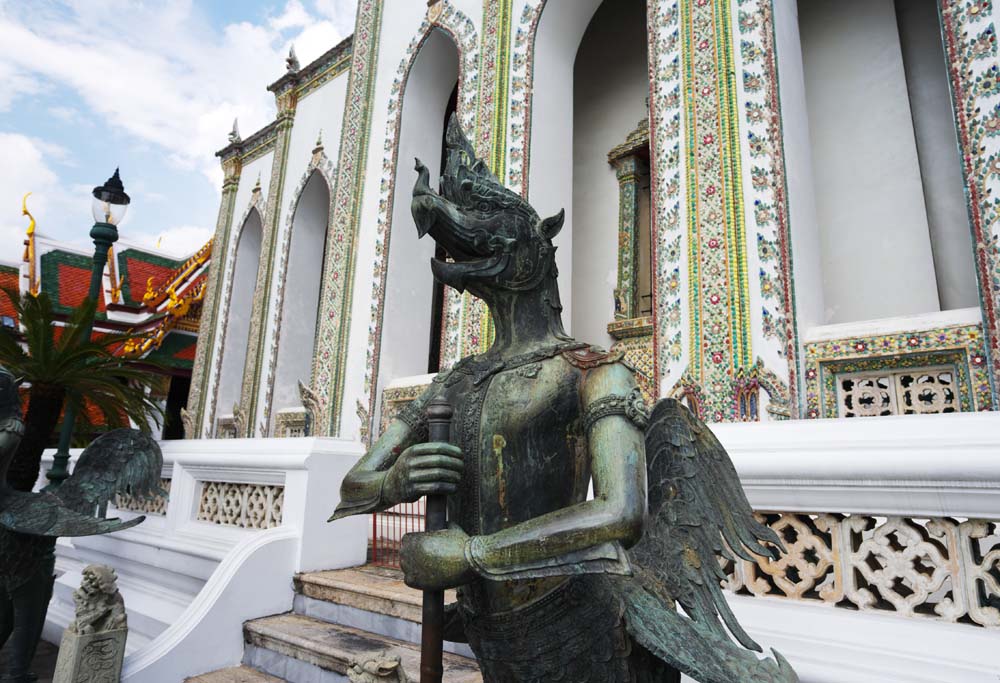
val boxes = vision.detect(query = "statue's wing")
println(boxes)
[0,489,143,537]
[55,428,166,515]
[634,398,783,651]
[614,573,798,683]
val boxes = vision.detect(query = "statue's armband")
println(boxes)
[581,386,650,434]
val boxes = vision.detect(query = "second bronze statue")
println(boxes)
[331,116,799,683]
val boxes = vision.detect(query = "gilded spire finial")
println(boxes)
[21,193,39,296]
[21,193,35,236]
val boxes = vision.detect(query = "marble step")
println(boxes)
[184,665,285,682]
[243,613,482,683]
[294,566,448,624]
[293,566,474,658]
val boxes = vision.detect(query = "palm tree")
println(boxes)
[0,288,163,492]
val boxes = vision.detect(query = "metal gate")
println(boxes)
[370,498,425,568]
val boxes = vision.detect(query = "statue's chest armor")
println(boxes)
[440,355,588,535]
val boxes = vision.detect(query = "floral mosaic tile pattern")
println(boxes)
[803,324,992,419]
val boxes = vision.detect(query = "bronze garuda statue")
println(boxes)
[0,366,165,682]
[333,117,798,683]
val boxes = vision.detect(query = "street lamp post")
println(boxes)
[45,169,130,488]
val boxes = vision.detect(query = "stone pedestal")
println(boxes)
[52,628,126,683]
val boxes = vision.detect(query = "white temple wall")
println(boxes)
[256,72,347,430]
[773,0,825,386]
[529,0,604,336]
[270,172,329,424]
[200,151,273,437]
[797,0,940,325]
[375,30,458,428]
[215,209,263,425]
[895,0,979,312]
[340,1,482,440]
[572,0,649,349]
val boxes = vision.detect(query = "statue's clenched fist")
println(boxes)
[382,442,463,505]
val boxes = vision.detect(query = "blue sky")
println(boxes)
[0,0,356,259]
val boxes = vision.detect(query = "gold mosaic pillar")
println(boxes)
[186,153,242,439]
[237,83,298,437]
[677,0,754,422]
[611,156,642,320]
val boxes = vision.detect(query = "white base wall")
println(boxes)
[37,413,1000,681]
[717,595,1000,683]
[39,437,369,682]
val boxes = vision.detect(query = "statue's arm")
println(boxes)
[466,362,646,578]
[330,419,417,520]
[331,384,463,521]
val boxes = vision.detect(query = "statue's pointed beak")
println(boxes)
[412,159,438,238]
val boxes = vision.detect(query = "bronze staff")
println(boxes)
[420,398,452,683]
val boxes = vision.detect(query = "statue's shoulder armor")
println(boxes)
[561,345,625,370]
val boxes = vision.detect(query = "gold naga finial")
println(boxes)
[21,193,35,235]
[22,193,39,296]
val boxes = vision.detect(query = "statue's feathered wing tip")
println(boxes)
[618,397,799,681]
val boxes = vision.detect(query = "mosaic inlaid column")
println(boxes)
[187,153,241,439]
[678,0,754,422]
[237,87,297,437]
[310,0,385,437]
[610,154,645,320]
[940,0,1000,406]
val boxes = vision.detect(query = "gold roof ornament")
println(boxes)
[21,193,39,296]
[143,277,158,306]
[142,238,212,309]
[106,246,124,304]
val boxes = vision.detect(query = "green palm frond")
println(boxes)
[0,288,165,436]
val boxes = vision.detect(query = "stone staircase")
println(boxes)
[189,566,481,683]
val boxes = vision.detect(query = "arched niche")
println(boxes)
[527,0,606,333]
[572,0,650,348]
[780,0,978,325]
[375,29,460,429]
[215,207,263,431]
[271,170,330,429]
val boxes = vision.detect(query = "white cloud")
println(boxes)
[127,224,214,257]
[0,60,46,111]
[270,0,311,30]
[0,1,357,190]
[314,0,357,36]
[0,132,87,254]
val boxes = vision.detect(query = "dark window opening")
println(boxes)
[162,374,191,440]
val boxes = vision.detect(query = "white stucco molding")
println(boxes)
[804,307,983,343]
[715,411,1000,519]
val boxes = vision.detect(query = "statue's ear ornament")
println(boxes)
[539,209,565,240]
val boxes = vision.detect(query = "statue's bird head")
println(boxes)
[411,115,564,301]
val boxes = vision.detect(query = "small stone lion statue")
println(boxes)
[68,565,127,635]
[347,650,409,683]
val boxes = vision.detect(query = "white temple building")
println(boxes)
[35,1,1000,680]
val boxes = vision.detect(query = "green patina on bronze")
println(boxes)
[332,117,799,683]
[0,367,165,682]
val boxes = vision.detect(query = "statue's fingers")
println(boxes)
[406,442,463,459]
[409,454,465,472]
[409,468,462,484]
[412,482,458,496]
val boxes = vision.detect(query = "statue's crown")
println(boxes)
[439,115,539,222]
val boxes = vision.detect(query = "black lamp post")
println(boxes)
[46,169,130,488]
